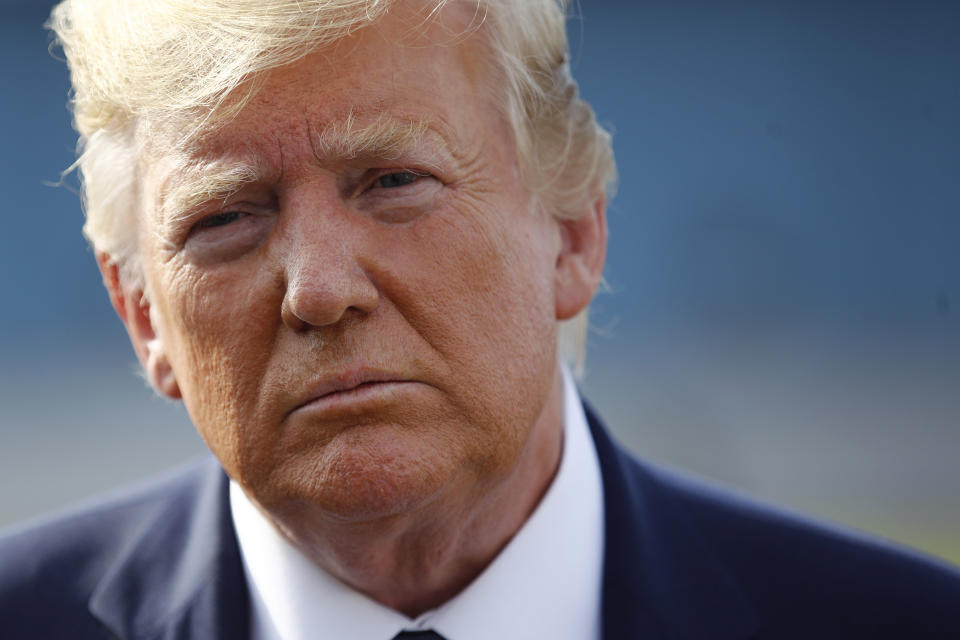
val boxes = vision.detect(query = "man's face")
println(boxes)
[132,10,586,523]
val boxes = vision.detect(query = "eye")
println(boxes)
[354,168,442,224]
[196,211,245,230]
[373,171,425,189]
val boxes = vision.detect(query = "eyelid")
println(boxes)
[370,168,435,189]
[186,208,247,237]
[377,167,430,178]
[196,210,247,229]
[182,199,269,243]
[181,206,273,263]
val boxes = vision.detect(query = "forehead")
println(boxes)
[139,4,505,219]
[143,3,498,170]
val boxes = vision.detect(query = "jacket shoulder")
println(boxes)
[632,456,960,634]
[0,458,221,638]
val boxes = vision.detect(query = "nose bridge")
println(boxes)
[279,190,379,330]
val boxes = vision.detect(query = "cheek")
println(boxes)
[371,201,559,434]
[152,261,282,456]
[441,210,556,346]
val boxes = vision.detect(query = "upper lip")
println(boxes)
[288,367,411,415]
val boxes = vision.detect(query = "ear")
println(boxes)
[554,194,608,320]
[96,252,181,399]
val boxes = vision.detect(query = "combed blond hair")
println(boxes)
[48,0,616,371]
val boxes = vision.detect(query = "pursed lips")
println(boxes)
[287,367,416,418]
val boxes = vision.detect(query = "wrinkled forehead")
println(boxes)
[147,113,465,227]
[135,2,500,172]
[135,0,495,152]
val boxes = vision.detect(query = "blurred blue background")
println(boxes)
[2,1,958,562]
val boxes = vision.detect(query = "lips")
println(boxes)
[287,367,415,418]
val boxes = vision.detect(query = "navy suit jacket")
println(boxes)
[2,404,959,639]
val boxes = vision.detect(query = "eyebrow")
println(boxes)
[160,158,263,224]
[311,111,433,163]
[158,114,444,223]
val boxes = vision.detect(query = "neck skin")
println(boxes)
[249,369,566,618]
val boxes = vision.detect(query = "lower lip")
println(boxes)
[291,381,418,417]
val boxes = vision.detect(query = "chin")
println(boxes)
[252,425,454,525]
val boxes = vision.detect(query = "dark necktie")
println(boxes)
[392,631,447,640]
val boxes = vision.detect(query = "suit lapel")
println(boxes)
[586,403,759,640]
[88,459,250,640]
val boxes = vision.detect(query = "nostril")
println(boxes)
[280,294,309,331]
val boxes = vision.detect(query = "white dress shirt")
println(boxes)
[231,365,605,640]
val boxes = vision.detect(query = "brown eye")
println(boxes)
[375,172,421,189]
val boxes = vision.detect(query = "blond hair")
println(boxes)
[48,0,616,371]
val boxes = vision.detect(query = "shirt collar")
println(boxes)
[231,364,604,640]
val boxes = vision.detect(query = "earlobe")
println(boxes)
[96,252,182,399]
[144,335,181,399]
[554,194,608,320]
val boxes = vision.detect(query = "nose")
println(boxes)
[279,214,380,331]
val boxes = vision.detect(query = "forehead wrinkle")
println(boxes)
[155,108,469,226]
